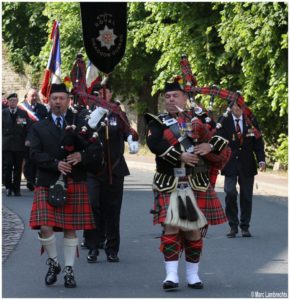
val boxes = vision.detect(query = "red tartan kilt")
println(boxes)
[29,179,95,231]
[153,185,227,226]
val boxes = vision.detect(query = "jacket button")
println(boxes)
[236,156,239,159]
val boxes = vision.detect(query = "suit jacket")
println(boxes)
[2,107,32,152]
[22,100,48,120]
[217,113,265,177]
[30,109,103,186]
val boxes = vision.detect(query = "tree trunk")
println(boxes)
[137,79,159,145]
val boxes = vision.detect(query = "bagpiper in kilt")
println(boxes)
[145,80,230,291]
[29,83,103,288]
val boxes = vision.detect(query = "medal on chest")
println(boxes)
[177,116,192,137]
[109,116,117,126]
[16,117,27,125]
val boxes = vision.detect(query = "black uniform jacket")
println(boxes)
[2,107,32,152]
[146,113,229,174]
[79,109,130,178]
[217,113,265,177]
[30,109,103,186]
[146,115,183,174]
[100,112,130,177]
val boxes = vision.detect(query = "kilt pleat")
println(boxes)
[153,185,227,226]
[29,180,95,231]
[194,186,227,225]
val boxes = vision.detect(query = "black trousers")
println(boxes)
[3,151,25,193]
[224,174,254,230]
[84,172,124,255]
[23,150,37,185]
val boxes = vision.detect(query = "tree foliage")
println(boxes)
[216,3,288,141]
[32,2,83,81]
[2,2,48,75]
[128,2,288,164]
[2,2,288,164]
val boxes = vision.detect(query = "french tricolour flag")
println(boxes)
[40,21,62,102]
[86,61,101,94]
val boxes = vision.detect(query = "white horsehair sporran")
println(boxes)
[164,183,208,231]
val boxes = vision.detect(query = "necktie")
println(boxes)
[235,119,243,144]
[56,116,62,129]
[11,110,16,121]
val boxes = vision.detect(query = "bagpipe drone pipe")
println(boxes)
[70,3,138,140]
[180,54,262,139]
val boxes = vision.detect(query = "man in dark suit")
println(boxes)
[2,93,32,196]
[20,88,48,191]
[217,101,266,238]
[29,83,103,288]
[82,83,139,264]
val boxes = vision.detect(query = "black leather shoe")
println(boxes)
[81,240,88,249]
[87,249,99,263]
[14,191,22,197]
[26,182,35,191]
[63,266,77,288]
[226,228,238,238]
[188,282,204,289]
[107,253,119,262]
[163,280,179,290]
[45,258,61,286]
[241,229,252,237]
[5,189,12,197]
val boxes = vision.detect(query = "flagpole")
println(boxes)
[40,20,62,102]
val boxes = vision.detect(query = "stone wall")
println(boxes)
[2,48,30,100]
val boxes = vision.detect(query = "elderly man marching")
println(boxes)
[145,79,231,291]
[29,83,103,288]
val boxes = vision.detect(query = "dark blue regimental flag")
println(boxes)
[80,2,127,74]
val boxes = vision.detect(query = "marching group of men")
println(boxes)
[2,88,48,196]
[2,76,266,290]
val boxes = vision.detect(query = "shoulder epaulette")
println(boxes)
[209,135,229,153]
[144,113,168,125]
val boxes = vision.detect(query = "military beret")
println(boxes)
[7,93,18,100]
[91,82,112,95]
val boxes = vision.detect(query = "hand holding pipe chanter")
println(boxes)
[173,105,211,166]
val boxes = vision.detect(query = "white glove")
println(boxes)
[88,107,109,129]
[127,134,139,154]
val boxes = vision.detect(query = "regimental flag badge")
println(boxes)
[80,3,127,74]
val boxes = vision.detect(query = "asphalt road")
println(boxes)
[2,167,288,298]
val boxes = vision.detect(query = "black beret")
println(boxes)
[91,83,102,95]
[164,82,184,93]
[50,83,69,95]
[91,82,112,95]
[7,93,18,100]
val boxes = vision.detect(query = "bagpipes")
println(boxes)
[70,54,139,139]
[70,54,129,127]
[69,3,138,183]
[180,54,261,139]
